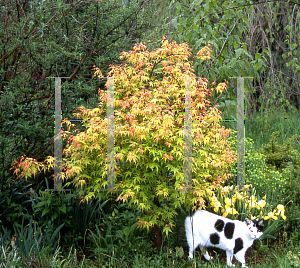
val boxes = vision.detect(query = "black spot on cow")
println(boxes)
[210,233,220,245]
[224,222,235,239]
[233,238,244,254]
[214,219,224,232]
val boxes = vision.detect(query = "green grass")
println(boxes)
[1,234,300,267]
[245,109,300,152]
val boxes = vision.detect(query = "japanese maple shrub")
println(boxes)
[11,37,236,248]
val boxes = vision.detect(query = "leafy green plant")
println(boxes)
[258,131,297,170]
[23,178,116,254]
[253,132,300,205]
[171,1,300,116]
[86,202,151,262]
[1,217,64,260]
[70,189,109,249]
[225,130,295,205]
[28,185,76,240]
[285,165,300,205]
[284,203,300,236]
[169,0,266,106]
[0,176,35,232]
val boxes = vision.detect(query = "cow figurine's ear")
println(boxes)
[258,219,264,227]
[245,218,252,226]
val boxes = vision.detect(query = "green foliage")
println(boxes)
[243,137,290,203]
[169,1,300,116]
[29,187,76,239]
[245,109,300,151]
[254,131,300,205]
[258,131,300,171]
[169,0,265,93]
[0,217,64,260]
[224,114,300,206]
[286,249,300,267]
[284,203,300,236]
[225,131,291,224]
[0,245,23,267]
[0,176,37,232]
[250,1,300,114]
[243,104,300,208]
[0,0,156,191]
[70,190,110,249]
[28,182,109,250]
[285,163,300,205]
[86,202,150,262]
[0,197,299,267]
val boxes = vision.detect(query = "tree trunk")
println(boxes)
[152,224,163,250]
[151,196,166,250]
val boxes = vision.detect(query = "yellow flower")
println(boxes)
[244,184,252,190]
[236,193,243,201]
[277,209,286,220]
[251,202,258,209]
[226,207,238,215]
[222,186,230,194]
[277,204,285,211]
[225,204,232,210]
[247,199,257,210]
[257,200,266,208]
[262,194,266,200]
[213,201,222,208]
[214,206,220,212]
[210,195,218,203]
[225,197,232,205]
[206,189,213,196]
[211,200,222,212]
[264,211,278,220]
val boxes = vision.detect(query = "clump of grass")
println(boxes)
[245,109,300,152]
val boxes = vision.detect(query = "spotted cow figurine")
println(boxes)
[185,210,264,267]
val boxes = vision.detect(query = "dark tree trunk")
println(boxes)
[152,224,163,250]
[151,197,166,250]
